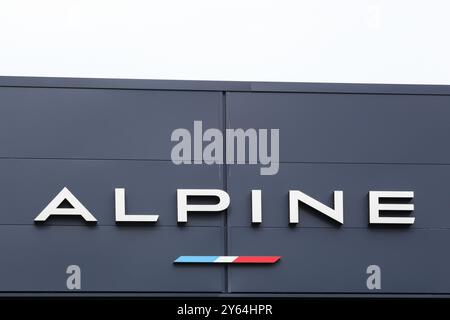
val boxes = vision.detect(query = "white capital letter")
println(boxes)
[289,190,343,224]
[34,187,96,222]
[369,191,414,224]
[252,190,262,223]
[177,189,230,223]
[115,188,159,222]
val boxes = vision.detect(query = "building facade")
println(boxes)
[0,76,449,297]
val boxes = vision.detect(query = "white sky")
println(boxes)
[0,0,449,84]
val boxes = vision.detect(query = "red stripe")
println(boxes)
[233,256,281,263]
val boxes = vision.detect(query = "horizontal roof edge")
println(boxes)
[0,76,450,95]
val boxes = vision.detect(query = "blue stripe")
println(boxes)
[174,256,219,263]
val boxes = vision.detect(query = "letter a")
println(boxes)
[34,187,97,222]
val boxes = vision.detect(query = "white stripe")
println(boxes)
[214,256,238,263]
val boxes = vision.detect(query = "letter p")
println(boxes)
[177,189,230,223]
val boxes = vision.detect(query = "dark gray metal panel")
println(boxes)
[228,163,450,228]
[228,227,450,293]
[1,76,450,296]
[0,76,252,92]
[0,159,223,226]
[227,92,450,163]
[250,81,450,95]
[0,225,224,292]
[1,76,450,95]
[0,87,221,160]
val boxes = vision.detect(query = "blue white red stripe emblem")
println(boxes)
[174,256,281,264]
